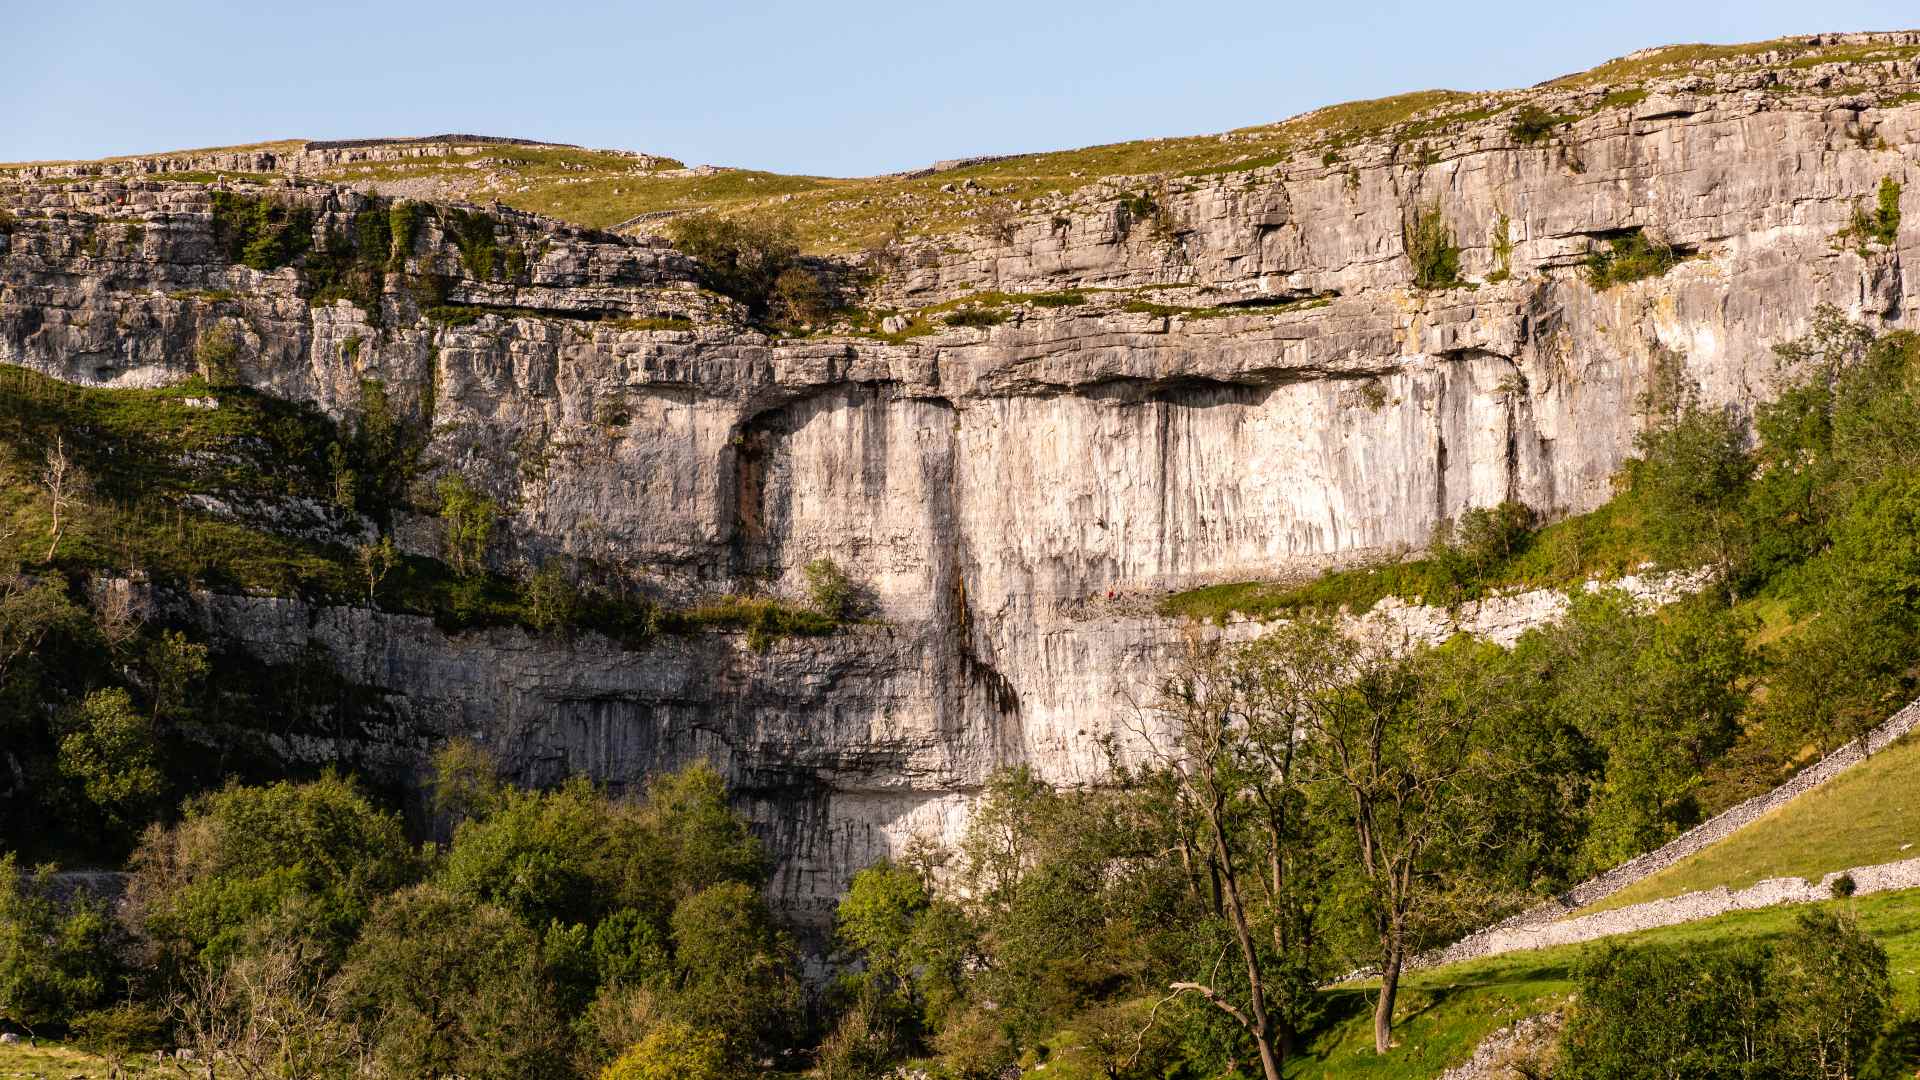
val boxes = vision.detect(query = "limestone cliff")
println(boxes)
[2,33,1915,921]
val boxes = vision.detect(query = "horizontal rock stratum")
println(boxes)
[3,32,1916,922]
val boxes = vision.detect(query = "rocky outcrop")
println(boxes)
[1438,1012,1565,1080]
[3,135,675,182]
[3,37,1917,920]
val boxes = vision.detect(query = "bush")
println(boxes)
[523,562,580,635]
[439,207,502,280]
[666,213,829,325]
[339,884,573,1080]
[1836,176,1902,254]
[1433,501,1536,581]
[600,1021,730,1080]
[128,773,418,969]
[1831,872,1858,898]
[389,200,422,267]
[67,1001,169,1060]
[1405,200,1462,289]
[772,266,838,325]
[210,191,314,271]
[944,307,1007,328]
[803,557,857,620]
[1585,230,1682,289]
[1559,910,1889,1080]
[0,854,125,1033]
[1509,104,1572,144]
[194,324,240,385]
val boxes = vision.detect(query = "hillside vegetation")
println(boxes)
[1586,733,1920,913]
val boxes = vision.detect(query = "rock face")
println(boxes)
[3,38,1916,922]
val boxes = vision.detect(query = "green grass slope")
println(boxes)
[1584,733,1920,914]
[1277,890,1920,1080]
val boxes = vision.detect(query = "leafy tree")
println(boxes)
[338,883,573,1080]
[631,761,767,902]
[599,1021,730,1080]
[0,854,125,1034]
[142,628,208,724]
[665,213,806,323]
[1432,501,1535,584]
[667,880,803,1061]
[773,266,840,325]
[0,569,90,706]
[1628,402,1751,584]
[1772,910,1891,1079]
[436,473,498,577]
[834,859,930,1009]
[55,687,164,833]
[440,777,648,931]
[1509,590,1748,872]
[1294,625,1509,1055]
[167,929,368,1080]
[128,774,418,970]
[524,561,580,634]
[428,736,504,830]
[354,535,396,607]
[1128,633,1326,1078]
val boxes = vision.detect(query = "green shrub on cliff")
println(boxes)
[1584,229,1683,288]
[1835,175,1903,255]
[665,212,838,326]
[1405,200,1463,289]
[1508,103,1574,144]
[210,191,313,271]
[440,206,502,280]
[436,473,498,578]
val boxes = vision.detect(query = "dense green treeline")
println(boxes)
[2,757,804,1078]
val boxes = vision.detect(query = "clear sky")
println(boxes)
[4,0,1916,177]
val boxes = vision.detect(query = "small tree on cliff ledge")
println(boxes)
[436,474,497,578]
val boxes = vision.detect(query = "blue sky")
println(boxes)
[5,0,1916,176]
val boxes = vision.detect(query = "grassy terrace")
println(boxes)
[1583,733,1920,914]
[0,365,837,649]
[305,36,1920,253]
[1159,499,1650,623]
[1293,891,1920,1079]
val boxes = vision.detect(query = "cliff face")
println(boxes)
[2,37,1915,921]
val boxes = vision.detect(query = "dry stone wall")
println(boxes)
[1419,699,1920,968]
